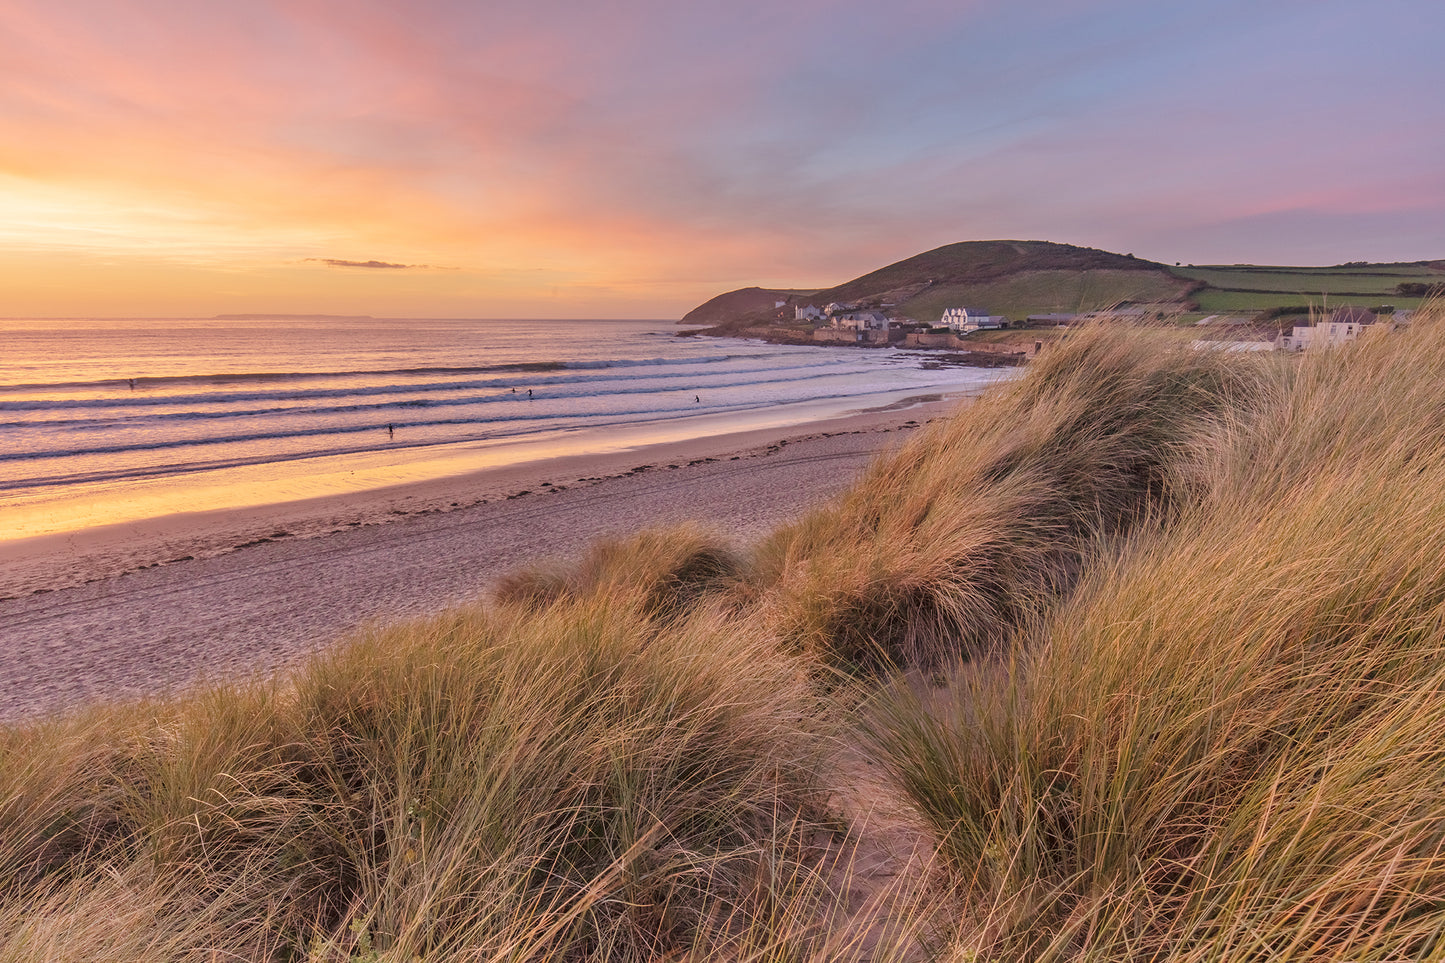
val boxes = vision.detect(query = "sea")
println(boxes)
[0,316,1013,540]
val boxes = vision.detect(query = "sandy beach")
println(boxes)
[0,399,958,722]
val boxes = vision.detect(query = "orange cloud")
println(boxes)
[2,0,1439,316]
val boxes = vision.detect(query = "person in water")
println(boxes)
[695,395,700,403]
[387,423,394,439]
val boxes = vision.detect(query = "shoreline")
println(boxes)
[0,397,967,720]
[0,396,963,601]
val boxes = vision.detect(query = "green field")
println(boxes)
[1176,262,1441,312]
[1191,289,1423,313]
[900,269,1193,322]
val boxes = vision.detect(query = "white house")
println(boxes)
[795,304,824,321]
[1277,307,1379,351]
[940,307,1007,332]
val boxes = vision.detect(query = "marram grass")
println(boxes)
[750,323,1268,670]
[0,599,872,961]
[869,305,1445,961]
[493,523,745,621]
[5,309,1445,960]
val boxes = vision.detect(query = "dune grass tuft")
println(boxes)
[0,600,845,960]
[750,324,1266,671]
[493,523,745,622]
[869,306,1445,960]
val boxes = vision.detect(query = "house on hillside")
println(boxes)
[1277,307,1380,351]
[795,304,824,321]
[1028,313,1078,326]
[940,307,1007,332]
[814,310,902,344]
[833,310,888,331]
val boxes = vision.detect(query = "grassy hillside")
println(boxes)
[900,268,1190,322]
[684,241,1195,330]
[679,286,818,324]
[5,309,1445,960]
[801,240,1195,322]
[682,243,1442,330]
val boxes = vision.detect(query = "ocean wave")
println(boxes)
[0,351,783,395]
[0,371,888,460]
[0,314,1009,503]
[0,361,566,393]
[0,391,853,485]
[0,358,850,415]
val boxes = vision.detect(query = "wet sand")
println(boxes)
[0,400,958,722]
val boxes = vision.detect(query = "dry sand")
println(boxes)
[0,400,958,722]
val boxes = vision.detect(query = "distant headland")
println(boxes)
[681,239,1443,357]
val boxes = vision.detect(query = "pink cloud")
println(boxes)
[1,0,1439,314]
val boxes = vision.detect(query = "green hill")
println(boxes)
[818,239,1174,306]
[679,286,819,324]
[686,240,1195,330]
[683,242,1445,333]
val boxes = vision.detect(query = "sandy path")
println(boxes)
[0,416,931,722]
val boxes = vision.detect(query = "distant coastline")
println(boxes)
[211,313,379,321]
[680,239,1442,345]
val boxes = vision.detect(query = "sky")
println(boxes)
[2,0,1442,318]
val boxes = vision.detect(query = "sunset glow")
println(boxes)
[2,0,1441,318]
